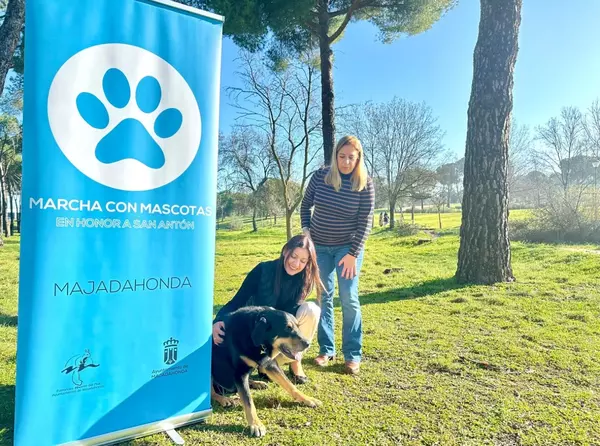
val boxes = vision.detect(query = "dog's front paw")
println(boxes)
[249,421,266,437]
[215,395,240,408]
[302,396,322,408]
[249,379,269,390]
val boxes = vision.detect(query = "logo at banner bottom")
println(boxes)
[163,337,179,365]
[60,349,100,387]
[47,43,202,192]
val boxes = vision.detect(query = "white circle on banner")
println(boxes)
[47,43,201,191]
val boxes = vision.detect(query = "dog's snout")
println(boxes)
[291,332,310,351]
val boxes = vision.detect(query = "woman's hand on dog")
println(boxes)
[213,321,226,344]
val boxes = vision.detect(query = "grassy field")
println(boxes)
[1,210,600,445]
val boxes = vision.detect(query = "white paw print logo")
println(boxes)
[47,43,201,191]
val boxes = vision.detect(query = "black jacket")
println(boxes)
[213,259,303,323]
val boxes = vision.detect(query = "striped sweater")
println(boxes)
[301,167,375,257]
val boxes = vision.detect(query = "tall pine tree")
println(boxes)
[456,0,522,284]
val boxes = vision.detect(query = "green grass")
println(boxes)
[1,211,600,445]
[0,237,18,446]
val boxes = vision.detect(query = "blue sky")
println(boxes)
[217,0,600,160]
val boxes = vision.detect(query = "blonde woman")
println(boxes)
[300,135,375,375]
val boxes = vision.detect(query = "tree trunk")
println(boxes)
[7,183,13,236]
[411,204,415,223]
[285,210,293,240]
[438,210,442,229]
[0,0,25,96]
[0,180,7,237]
[0,182,3,237]
[421,199,424,212]
[9,185,14,233]
[251,206,258,232]
[389,201,396,229]
[16,197,20,233]
[318,1,335,165]
[456,0,521,284]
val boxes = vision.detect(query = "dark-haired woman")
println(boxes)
[212,234,322,383]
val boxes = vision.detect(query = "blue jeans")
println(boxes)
[314,244,364,362]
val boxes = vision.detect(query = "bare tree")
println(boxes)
[521,169,548,208]
[365,97,445,229]
[535,107,585,195]
[436,158,463,208]
[583,99,600,220]
[533,106,592,222]
[228,50,322,240]
[215,133,235,224]
[583,99,600,159]
[508,119,533,193]
[219,126,274,232]
[255,178,286,225]
[430,184,447,229]
[406,167,437,222]
[0,114,20,241]
[410,170,437,213]
[339,101,382,175]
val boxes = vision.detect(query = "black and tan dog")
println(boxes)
[211,306,322,437]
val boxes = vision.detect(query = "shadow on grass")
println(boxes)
[212,277,471,320]
[184,419,248,437]
[332,276,473,308]
[0,313,17,328]
[301,356,349,377]
[436,228,460,237]
[0,384,15,446]
[179,383,316,439]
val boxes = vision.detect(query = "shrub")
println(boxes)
[395,222,421,236]
[509,206,600,244]
[228,215,245,231]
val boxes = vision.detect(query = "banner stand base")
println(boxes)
[165,428,185,445]
[61,409,212,446]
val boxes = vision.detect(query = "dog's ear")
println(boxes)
[251,315,269,347]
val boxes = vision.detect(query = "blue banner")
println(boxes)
[15,1,223,444]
